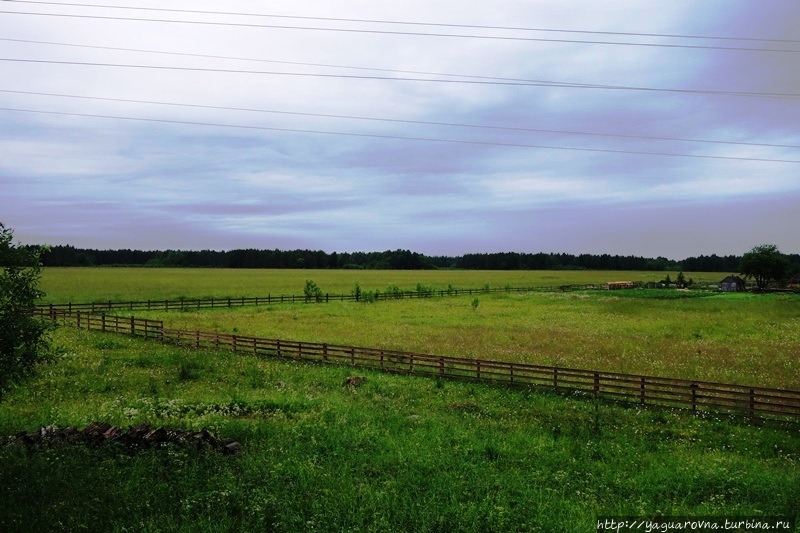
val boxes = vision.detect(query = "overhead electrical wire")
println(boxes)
[2,57,798,100]
[2,37,796,101]
[1,106,798,164]
[3,88,798,151]
[1,7,798,53]
[5,0,800,47]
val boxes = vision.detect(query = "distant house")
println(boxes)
[719,275,746,292]
[787,273,800,289]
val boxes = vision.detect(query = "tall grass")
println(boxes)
[0,328,798,531]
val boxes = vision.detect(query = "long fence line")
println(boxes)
[35,308,800,424]
[35,285,597,313]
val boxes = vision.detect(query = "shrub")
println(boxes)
[303,280,324,303]
[0,222,54,402]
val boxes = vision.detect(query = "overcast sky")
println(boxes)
[1,1,799,259]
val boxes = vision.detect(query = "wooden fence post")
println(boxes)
[101,313,106,333]
[510,364,514,384]
[640,377,646,405]
[554,368,559,393]
[476,360,481,381]
[749,388,756,421]
[323,343,328,363]
[691,383,698,413]
[409,354,414,374]
[594,372,600,399]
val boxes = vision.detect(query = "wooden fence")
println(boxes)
[35,309,800,424]
[33,308,164,340]
[34,285,595,314]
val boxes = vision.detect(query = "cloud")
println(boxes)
[1,0,799,258]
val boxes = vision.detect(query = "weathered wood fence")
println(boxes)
[35,308,800,424]
[35,308,164,340]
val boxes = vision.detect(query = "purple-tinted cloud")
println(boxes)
[1,0,798,258]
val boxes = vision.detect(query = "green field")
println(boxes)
[40,267,797,391]
[1,327,798,531]
[1,267,798,531]
[38,267,730,303]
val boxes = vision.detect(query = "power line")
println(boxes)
[3,58,798,100]
[1,8,798,53]
[4,88,798,150]
[7,0,800,45]
[2,106,798,164]
[6,38,797,101]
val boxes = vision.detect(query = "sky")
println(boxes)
[1,0,799,260]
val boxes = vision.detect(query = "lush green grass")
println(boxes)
[9,267,797,530]
[129,290,800,390]
[38,268,730,303]
[1,327,798,531]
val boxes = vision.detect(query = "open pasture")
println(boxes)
[1,327,798,531]
[38,268,800,390]
[2,268,798,529]
[126,290,800,391]
[38,267,728,303]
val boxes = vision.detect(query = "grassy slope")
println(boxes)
[1,328,798,532]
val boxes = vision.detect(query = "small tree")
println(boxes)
[303,279,324,303]
[740,244,788,290]
[0,222,53,402]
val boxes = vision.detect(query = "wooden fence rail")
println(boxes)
[34,285,597,314]
[35,309,800,424]
[33,308,164,340]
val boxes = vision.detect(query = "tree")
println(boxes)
[0,222,53,402]
[739,244,789,290]
[303,279,324,303]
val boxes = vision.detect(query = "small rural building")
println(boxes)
[787,273,800,289]
[604,281,634,290]
[719,275,746,292]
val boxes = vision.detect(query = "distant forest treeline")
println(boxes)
[35,245,800,272]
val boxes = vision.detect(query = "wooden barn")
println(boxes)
[787,273,800,289]
[719,275,746,292]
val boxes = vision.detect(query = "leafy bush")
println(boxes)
[0,222,54,402]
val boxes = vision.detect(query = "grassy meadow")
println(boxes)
[1,267,798,531]
[132,290,800,390]
[0,327,798,531]
[38,267,729,303]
